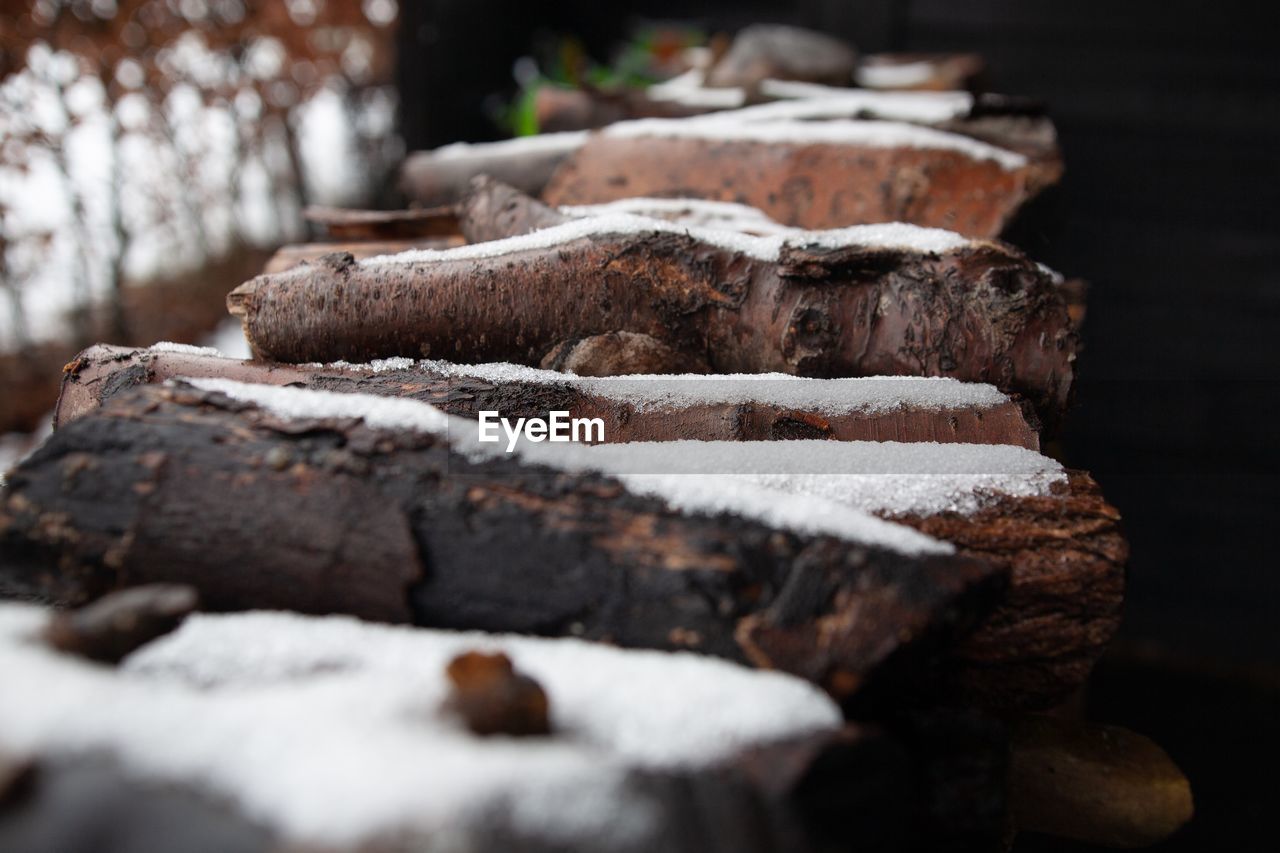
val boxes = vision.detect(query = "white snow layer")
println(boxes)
[855,60,938,90]
[184,378,952,555]
[360,212,973,267]
[0,604,841,847]
[646,69,747,109]
[753,82,974,124]
[559,197,796,235]
[403,360,1013,416]
[604,116,1026,170]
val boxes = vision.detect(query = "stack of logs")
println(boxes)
[0,41,1190,853]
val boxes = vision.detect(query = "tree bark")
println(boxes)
[53,345,1042,449]
[542,135,1055,238]
[226,223,1076,427]
[3,384,1003,703]
[262,238,460,274]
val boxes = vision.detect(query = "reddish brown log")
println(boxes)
[226,217,1076,426]
[458,175,567,244]
[543,135,1056,238]
[3,383,1003,702]
[704,25,858,89]
[53,345,1041,449]
[889,472,1127,709]
[398,134,586,207]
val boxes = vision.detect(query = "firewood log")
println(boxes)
[398,132,589,208]
[54,345,1041,449]
[0,603,914,853]
[226,209,1076,427]
[19,380,1122,708]
[542,117,1055,237]
[304,205,459,240]
[2,382,1003,702]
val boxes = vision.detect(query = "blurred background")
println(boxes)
[1,1,1277,848]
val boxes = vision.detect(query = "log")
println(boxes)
[889,471,1126,709]
[703,25,858,90]
[855,52,986,92]
[226,205,1076,427]
[2,383,1003,701]
[398,131,589,207]
[0,603,917,853]
[53,345,1042,449]
[542,123,1054,237]
[30,379,1119,708]
[304,205,459,240]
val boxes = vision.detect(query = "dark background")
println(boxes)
[399,1,1279,847]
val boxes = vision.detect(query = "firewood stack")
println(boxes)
[0,27,1190,853]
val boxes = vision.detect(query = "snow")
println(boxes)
[747,83,973,124]
[399,361,1012,415]
[150,341,226,357]
[856,61,938,90]
[427,131,590,162]
[547,440,1067,518]
[183,378,951,555]
[360,211,973,267]
[605,116,1026,170]
[646,69,746,109]
[559,197,795,236]
[0,604,840,847]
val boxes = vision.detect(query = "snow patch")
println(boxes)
[605,116,1026,169]
[182,378,951,555]
[360,211,972,267]
[0,604,840,847]
[150,341,226,357]
[428,131,590,162]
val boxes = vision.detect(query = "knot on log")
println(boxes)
[443,651,551,737]
[45,584,199,664]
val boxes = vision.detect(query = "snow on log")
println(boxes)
[262,238,462,274]
[226,203,1076,426]
[3,382,1006,702]
[0,603,910,852]
[53,344,1040,449]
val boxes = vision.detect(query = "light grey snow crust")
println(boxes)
[184,378,951,555]
[604,116,1026,169]
[0,605,840,848]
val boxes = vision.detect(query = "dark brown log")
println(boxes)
[304,205,459,240]
[538,331,706,377]
[45,584,198,664]
[458,175,567,244]
[261,238,462,274]
[542,134,1055,238]
[53,345,1042,449]
[226,215,1076,427]
[2,383,1003,702]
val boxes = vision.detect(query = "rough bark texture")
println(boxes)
[3,384,1003,703]
[538,331,709,377]
[889,471,1127,710]
[542,136,1055,238]
[458,175,567,244]
[53,345,1042,449]
[227,225,1076,427]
